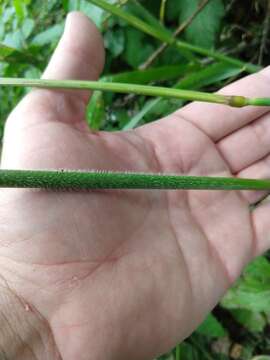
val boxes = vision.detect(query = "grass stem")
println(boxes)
[1,77,270,107]
[0,169,270,190]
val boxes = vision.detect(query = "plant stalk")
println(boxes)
[1,77,270,107]
[1,169,270,190]
[87,0,260,73]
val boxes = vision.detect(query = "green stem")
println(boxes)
[1,169,270,190]
[87,0,260,73]
[175,344,181,360]
[2,77,270,107]
[246,97,270,106]
[159,0,167,24]
[175,39,259,73]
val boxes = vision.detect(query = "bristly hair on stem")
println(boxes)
[1,77,270,107]
[1,169,270,191]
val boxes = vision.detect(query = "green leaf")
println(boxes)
[179,0,225,49]
[123,28,155,68]
[104,28,125,57]
[0,43,17,58]
[174,342,200,360]
[68,0,104,27]
[3,30,24,49]
[0,43,35,65]
[196,313,227,338]
[22,18,35,39]
[222,289,270,313]
[31,23,64,47]
[178,62,242,89]
[87,91,105,130]
[13,0,25,20]
[24,66,42,79]
[105,64,197,84]
[230,309,266,332]
[166,0,182,22]
[2,6,16,24]
[127,0,168,34]
[0,62,8,76]
[221,256,270,312]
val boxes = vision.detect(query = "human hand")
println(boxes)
[1,12,270,360]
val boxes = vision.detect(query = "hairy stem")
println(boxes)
[0,169,270,190]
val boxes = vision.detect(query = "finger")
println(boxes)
[217,111,270,173]
[177,67,270,142]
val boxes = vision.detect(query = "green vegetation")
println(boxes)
[1,0,270,359]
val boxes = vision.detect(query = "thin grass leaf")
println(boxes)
[87,0,260,73]
[0,43,37,65]
[123,62,245,130]
[104,63,198,84]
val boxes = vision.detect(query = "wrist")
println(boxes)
[0,278,61,360]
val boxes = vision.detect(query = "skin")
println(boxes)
[1,12,270,360]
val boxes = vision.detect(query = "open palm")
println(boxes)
[1,13,270,360]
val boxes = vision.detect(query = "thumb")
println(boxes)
[1,12,104,168]
[6,12,104,128]
[42,11,105,103]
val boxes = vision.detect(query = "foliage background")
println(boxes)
[0,0,270,359]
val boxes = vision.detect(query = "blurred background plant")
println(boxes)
[0,0,270,359]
